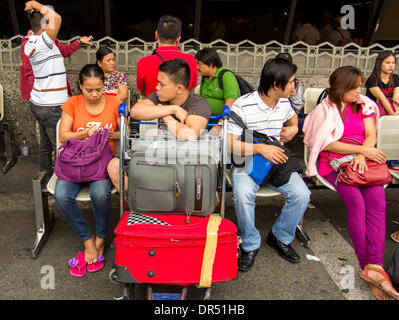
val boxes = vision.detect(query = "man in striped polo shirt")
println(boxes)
[24,1,67,177]
[227,58,311,272]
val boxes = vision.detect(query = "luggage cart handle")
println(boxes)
[209,105,230,121]
[118,102,127,217]
[118,103,128,118]
[127,105,231,124]
[219,105,230,218]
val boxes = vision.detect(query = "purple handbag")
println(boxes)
[54,128,113,183]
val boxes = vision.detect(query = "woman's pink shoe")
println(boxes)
[68,251,87,277]
[87,255,105,273]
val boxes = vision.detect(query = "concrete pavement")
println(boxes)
[1,153,398,300]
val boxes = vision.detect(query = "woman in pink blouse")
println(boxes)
[96,46,128,102]
[304,66,399,300]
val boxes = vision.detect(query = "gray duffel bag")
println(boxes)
[128,147,218,215]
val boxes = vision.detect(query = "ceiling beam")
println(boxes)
[8,0,20,36]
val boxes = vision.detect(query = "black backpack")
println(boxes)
[202,69,254,96]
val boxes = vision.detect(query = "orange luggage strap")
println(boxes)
[197,214,222,288]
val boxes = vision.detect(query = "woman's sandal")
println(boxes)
[359,264,399,300]
[87,255,105,273]
[68,251,87,278]
[369,284,393,300]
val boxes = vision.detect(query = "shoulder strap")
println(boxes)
[217,69,230,91]
[229,110,248,129]
[339,137,362,145]
[327,137,361,162]
[230,110,273,145]
[317,88,330,105]
[154,52,165,62]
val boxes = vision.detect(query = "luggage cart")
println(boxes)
[109,104,234,300]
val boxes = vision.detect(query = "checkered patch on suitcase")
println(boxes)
[127,211,170,226]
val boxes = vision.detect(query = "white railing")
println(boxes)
[1,35,399,75]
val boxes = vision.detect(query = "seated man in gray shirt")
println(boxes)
[107,59,211,193]
[133,59,211,140]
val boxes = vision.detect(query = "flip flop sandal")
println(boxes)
[359,265,399,300]
[68,252,87,278]
[369,284,395,300]
[87,255,105,273]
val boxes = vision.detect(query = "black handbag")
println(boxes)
[229,111,302,187]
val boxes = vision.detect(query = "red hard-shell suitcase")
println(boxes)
[113,210,238,286]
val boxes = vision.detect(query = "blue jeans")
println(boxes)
[387,160,399,168]
[297,113,307,135]
[231,168,310,252]
[54,178,112,241]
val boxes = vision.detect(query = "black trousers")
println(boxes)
[29,102,62,173]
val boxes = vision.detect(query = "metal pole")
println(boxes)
[104,0,112,37]
[8,0,20,36]
[118,104,127,217]
[31,171,54,258]
[367,0,387,46]
[220,106,230,218]
[193,0,202,40]
[220,117,227,218]
[283,0,297,44]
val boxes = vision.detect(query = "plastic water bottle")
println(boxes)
[246,154,274,185]
[21,136,29,157]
